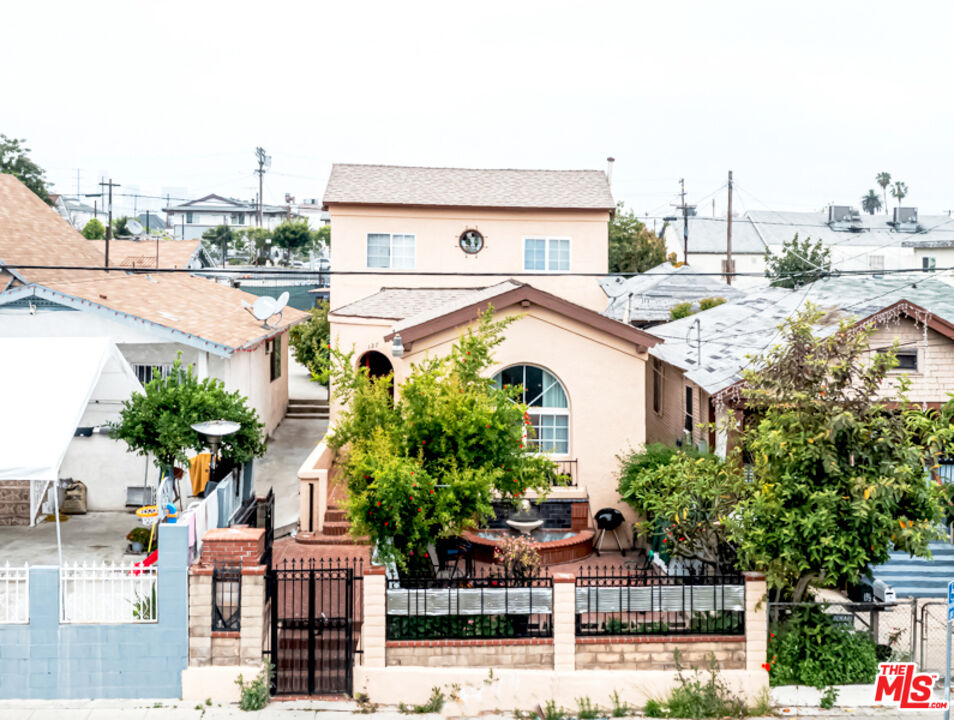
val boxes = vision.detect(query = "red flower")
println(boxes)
[761,663,771,672]
[662,539,667,543]
[384,521,388,526]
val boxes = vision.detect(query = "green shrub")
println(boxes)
[82,218,106,240]
[670,301,695,320]
[399,687,445,714]
[288,302,330,384]
[820,686,839,709]
[768,606,878,687]
[541,700,568,720]
[235,659,271,711]
[387,614,518,640]
[698,297,727,311]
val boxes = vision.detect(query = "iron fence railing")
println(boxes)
[60,562,158,624]
[212,563,242,632]
[386,569,554,640]
[575,565,745,636]
[0,563,29,624]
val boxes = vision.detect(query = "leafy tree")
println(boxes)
[764,234,831,289]
[876,172,892,215]
[272,219,312,264]
[241,227,273,265]
[698,297,727,311]
[110,355,266,471]
[82,218,106,240]
[288,301,330,383]
[112,216,132,237]
[328,310,554,570]
[312,224,330,252]
[608,202,667,274]
[727,306,945,602]
[618,443,745,570]
[670,301,695,320]
[0,134,50,203]
[202,224,236,267]
[891,180,909,209]
[861,189,882,215]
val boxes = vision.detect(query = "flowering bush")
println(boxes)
[493,535,542,578]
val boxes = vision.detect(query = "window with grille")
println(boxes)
[133,364,172,385]
[684,385,694,434]
[523,237,571,271]
[366,233,415,269]
[494,365,569,455]
[652,358,664,415]
[212,564,241,632]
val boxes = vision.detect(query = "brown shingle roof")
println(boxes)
[87,238,203,269]
[0,174,104,284]
[330,285,514,320]
[38,273,308,352]
[322,164,615,211]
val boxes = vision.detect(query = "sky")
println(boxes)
[4,1,954,219]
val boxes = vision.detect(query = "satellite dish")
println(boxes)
[244,292,289,328]
[127,219,144,235]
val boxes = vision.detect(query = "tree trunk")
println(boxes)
[792,572,819,604]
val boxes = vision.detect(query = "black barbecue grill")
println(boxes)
[593,507,626,556]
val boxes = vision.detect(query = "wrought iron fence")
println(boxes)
[386,568,553,640]
[0,563,29,624]
[60,562,158,623]
[575,565,745,636]
[212,563,242,632]
[552,459,578,487]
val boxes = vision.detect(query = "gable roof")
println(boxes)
[0,274,309,356]
[164,194,288,214]
[350,280,660,352]
[0,174,105,284]
[86,238,206,269]
[322,164,615,211]
[601,263,747,324]
[649,273,954,396]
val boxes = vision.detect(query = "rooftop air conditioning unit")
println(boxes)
[894,206,919,230]
[829,205,853,224]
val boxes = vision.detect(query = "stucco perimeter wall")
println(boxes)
[328,204,610,311]
[354,667,767,713]
[576,635,745,670]
[387,638,553,668]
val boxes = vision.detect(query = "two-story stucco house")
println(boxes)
[299,164,660,544]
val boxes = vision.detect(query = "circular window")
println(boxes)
[459,229,484,254]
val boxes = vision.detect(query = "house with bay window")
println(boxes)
[301,163,660,541]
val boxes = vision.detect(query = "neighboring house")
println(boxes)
[286,197,330,230]
[601,262,746,327]
[645,273,954,454]
[0,173,307,439]
[86,238,214,269]
[51,194,106,231]
[317,163,656,538]
[138,212,168,232]
[322,164,616,311]
[664,207,954,287]
[164,193,294,240]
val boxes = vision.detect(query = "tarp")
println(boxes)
[0,337,140,481]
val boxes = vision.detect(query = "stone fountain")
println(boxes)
[505,499,545,535]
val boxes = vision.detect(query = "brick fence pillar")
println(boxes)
[744,571,768,672]
[363,566,387,668]
[552,571,576,671]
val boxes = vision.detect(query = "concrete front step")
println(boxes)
[294,531,369,546]
[286,412,330,419]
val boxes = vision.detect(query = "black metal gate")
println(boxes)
[265,558,363,696]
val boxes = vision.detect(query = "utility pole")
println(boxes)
[75,169,81,197]
[726,170,734,285]
[98,178,120,270]
[672,179,696,265]
[255,147,270,228]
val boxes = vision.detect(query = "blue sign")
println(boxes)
[948,580,954,608]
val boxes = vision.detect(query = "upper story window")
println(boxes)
[868,255,885,271]
[367,233,415,269]
[231,213,243,225]
[524,237,570,272]
[494,364,569,455]
[186,212,195,224]
[923,257,937,272]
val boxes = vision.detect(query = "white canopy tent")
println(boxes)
[0,337,141,546]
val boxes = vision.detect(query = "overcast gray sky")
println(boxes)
[4,1,953,219]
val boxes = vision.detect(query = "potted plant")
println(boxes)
[126,527,154,554]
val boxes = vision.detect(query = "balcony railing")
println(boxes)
[551,459,578,487]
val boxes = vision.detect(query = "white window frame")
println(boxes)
[522,236,571,272]
[494,364,570,457]
[923,256,937,272]
[366,232,416,270]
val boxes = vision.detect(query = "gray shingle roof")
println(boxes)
[649,273,954,395]
[322,164,615,210]
[600,263,747,324]
[330,282,522,322]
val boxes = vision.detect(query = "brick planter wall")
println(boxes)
[575,635,745,670]
[386,638,553,668]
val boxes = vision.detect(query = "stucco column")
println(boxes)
[363,566,387,668]
[743,571,768,672]
[552,572,576,671]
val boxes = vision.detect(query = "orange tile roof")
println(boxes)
[41,273,308,352]
[0,173,103,284]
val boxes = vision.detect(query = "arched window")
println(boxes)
[493,365,569,455]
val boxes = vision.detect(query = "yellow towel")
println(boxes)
[189,453,212,496]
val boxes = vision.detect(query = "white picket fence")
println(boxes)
[60,562,158,624]
[0,563,29,623]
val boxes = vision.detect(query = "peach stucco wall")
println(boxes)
[328,303,648,534]
[328,204,610,311]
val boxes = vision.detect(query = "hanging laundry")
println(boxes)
[189,453,212,496]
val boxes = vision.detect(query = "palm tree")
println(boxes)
[861,189,882,215]
[875,172,892,215]
[890,181,909,210]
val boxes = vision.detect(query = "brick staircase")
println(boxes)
[295,503,367,546]
[286,398,329,420]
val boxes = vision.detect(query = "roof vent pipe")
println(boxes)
[606,157,615,186]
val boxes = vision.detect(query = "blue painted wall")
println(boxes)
[0,524,188,699]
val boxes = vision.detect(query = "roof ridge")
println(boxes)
[330,163,607,174]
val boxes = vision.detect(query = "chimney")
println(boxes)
[606,157,615,185]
